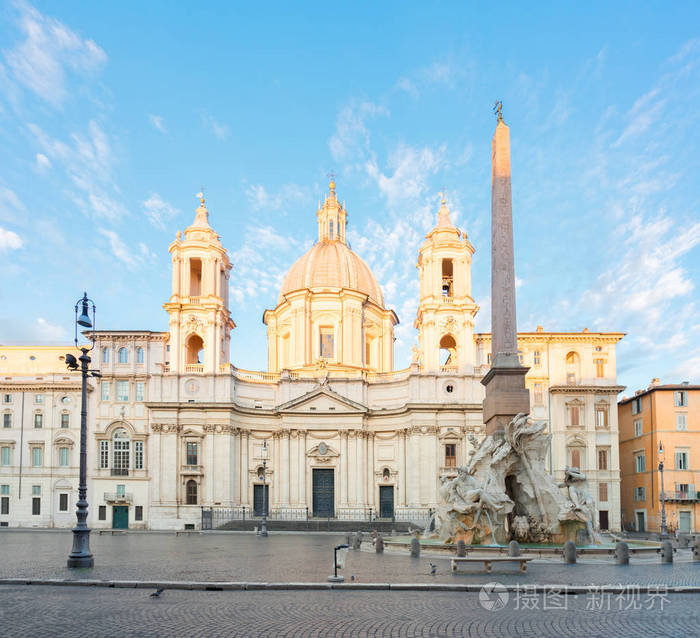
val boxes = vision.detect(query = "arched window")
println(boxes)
[102,347,110,363]
[186,480,198,505]
[186,334,204,365]
[112,428,130,476]
[136,347,144,364]
[118,348,128,364]
[441,259,453,297]
[439,335,457,368]
[565,351,580,384]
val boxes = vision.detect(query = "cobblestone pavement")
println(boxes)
[2,531,699,587]
[1,585,698,637]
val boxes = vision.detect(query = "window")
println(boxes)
[32,485,41,496]
[102,347,110,363]
[34,413,43,429]
[570,448,582,469]
[445,443,456,468]
[677,413,687,431]
[186,442,198,466]
[135,382,145,402]
[0,485,8,515]
[597,449,608,470]
[595,406,608,428]
[3,413,10,428]
[98,505,106,520]
[112,429,130,475]
[631,397,642,415]
[186,480,198,505]
[59,493,68,512]
[634,486,646,501]
[565,352,579,384]
[135,505,143,521]
[32,497,41,515]
[675,451,689,470]
[441,259,453,297]
[136,347,144,364]
[3,394,11,403]
[59,447,69,467]
[674,391,688,407]
[134,441,144,470]
[634,419,642,437]
[35,394,43,404]
[1,446,10,466]
[116,381,129,402]
[533,350,541,366]
[517,350,524,365]
[0,484,8,495]
[60,413,69,429]
[116,484,126,497]
[319,327,334,359]
[101,382,110,401]
[31,447,42,467]
[118,348,128,364]
[635,454,646,473]
[567,403,582,427]
[594,359,605,378]
[487,353,491,365]
[598,483,608,502]
[533,383,543,404]
[678,483,690,496]
[99,440,109,469]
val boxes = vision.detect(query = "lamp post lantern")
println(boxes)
[260,440,268,537]
[66,292,100,568]
[658,441,668,539]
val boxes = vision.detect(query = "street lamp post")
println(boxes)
[658,441,668,539]
[260,440,268,537]
[66,292,100,568]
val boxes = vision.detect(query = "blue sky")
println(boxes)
[0,1,698,394]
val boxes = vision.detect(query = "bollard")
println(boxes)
[693,538,700,561]
[410,537,421,558]
[508,540,521,557]
[615,541,630,565]
[661,540,674,563]
[352,531,363,550]
[375,534,384,553]
[457,540,467,557]
[563,541,577,564]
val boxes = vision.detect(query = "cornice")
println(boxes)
[550,385,625,394]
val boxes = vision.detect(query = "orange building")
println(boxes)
[618,381,699,534]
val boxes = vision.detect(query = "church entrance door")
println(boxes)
[253,485,269,517]
[112,505,128,529]
[312,469,334,517]
[379,486,394,518]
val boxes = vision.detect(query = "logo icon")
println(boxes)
[478,582,509,611]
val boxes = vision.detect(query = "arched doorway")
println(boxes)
[439,335,457,367]
[186,334,204,365]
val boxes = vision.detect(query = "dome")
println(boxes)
[279,239,385,306]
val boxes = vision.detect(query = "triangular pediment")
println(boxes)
[276,386,367,414]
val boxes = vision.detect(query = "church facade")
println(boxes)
[0,177,625,533]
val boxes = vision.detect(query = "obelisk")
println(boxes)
[481,104,530,436]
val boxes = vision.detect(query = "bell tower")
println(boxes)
[163,194,235,375]
[414,197,479,374]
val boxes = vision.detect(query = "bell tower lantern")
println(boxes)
[163,194,235,375]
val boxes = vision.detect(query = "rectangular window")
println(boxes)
[0,484,8,495]
[99,440,109,469]
[487,353,492,365]
[635,454,646,473]
[34,413,43,429]
[2,413,10,428]
[101,382,110,401]
[677,413,687,431]
[31,447,42,467]
[533,350,541,366]
[595,407,608,428]
[137,348,144,364]
[2,394,11,403]
[567,372,576,385]
[570,448,582,469]
[634,486,646,501]
[135,505,143,521]
[59,447,69,467]
[35,394,43,404]
[103,348,110,363]
[113,438,130,475]
[594,359,605,378]
[98,505,106,520]
[676,451,689,471]
[32,498,40,515]
[634,419,642,437]
[60,413,69,429]
[1,447,10,466]
[445,443,456,467]
[59,493,68,512]
[134,441,144,470]
[674,391,688,407]
[32,485,41,496]
[116,484,126,497]
[116,381,129,402]
[678,483,690,495]
[598,482,608,502]
[135,382,145,402]
[632,397,642,415]
[319,328,334,359]
[568,405,581,426]
[1,496,8,515]
[597,449,608,470]
[533,383,543,404]
[186,442,198,466]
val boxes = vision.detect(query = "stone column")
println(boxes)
[231,428,239,505]
[298,430,307,508]
[340,432,348,505]
[367,433,375,511]
[398,429,407,506]
[282,430,290,506]
[240,430,249,505]
[481,112,530,435]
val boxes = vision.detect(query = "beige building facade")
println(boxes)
[0,180,625,532]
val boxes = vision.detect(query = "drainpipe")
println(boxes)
[19,391,25,500]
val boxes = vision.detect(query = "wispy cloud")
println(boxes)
[142,193,179,229]
[395,60,462,97]
[3,1,107,106]
[245,183,309,211]
[201,111,230,140]
[0,227,23,251]
[0,186,26,223]
[35,152,51,171]
[98,228,140,270]
[329,100,388,164]
[148,113,167,133]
